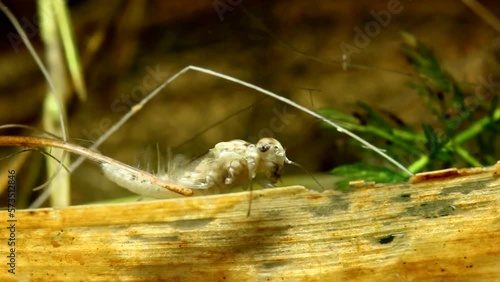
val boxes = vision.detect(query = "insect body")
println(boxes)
[102,137,291,198]
[178,138,288,190]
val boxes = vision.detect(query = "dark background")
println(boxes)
[0,0,498,206]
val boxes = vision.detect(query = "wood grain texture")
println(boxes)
[1,164,500,281]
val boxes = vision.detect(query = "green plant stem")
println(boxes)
[454,145,482,167]
[455,108,500,144]
[39,0,71,208]
[406,155,429,173]
[350,124,425,153]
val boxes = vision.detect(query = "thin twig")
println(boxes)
[0,1,68,141]
[0,136,194,197]
[463,0,500,33]
[189,66,414,176]
[70,66,413,177]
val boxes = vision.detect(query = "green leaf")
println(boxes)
[356,102,392,130]
[316,108,362,131]
[488,95,499,120]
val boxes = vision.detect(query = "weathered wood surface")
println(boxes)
[1,163,500,281]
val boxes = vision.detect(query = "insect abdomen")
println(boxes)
[101,163,178,198]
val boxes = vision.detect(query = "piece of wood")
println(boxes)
[1,163,500,281]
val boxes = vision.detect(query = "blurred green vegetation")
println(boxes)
[321,32,500,189]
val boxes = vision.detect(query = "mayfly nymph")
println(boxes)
[101,137,293,198]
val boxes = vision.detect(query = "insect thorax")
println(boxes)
[178,138,287,190]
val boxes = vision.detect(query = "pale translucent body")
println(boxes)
[102,137,289,198]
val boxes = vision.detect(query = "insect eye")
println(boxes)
[258,143,271,152]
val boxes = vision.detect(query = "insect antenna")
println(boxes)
[0,148,68,173]
[284,158,325,192]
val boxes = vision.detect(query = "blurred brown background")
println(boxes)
[0,0,498,206]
